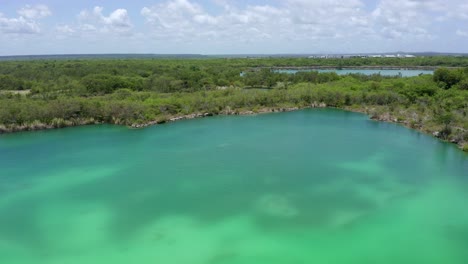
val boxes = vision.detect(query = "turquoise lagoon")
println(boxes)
[0,109,467,264]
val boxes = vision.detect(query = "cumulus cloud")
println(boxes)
[370,0,447,39]
[56,25,75,34]
[456,29,468,37]
[18,5,51,19]
[3,1,468,54]
[140,0,370,43]
[370,0,468,41]
[141,0,214,39]
[53,6,133,38]
[78,6,132,34]
[139,0,468,46]
[0,14,40,34]
[0,5,51,34]
[452,2,468,20]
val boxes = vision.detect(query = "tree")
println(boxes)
[81,74,130,94]
[0,75,30,90]
[433,68,463,89]
[146,75,174,92]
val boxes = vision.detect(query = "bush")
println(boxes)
[457,79,468,90]
[113,89,133,100]
[50,118,67,128]
[433,68,463,89]
[462,144,468,152]
[81,74,142,94]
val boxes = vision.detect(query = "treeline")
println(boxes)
[0,59,243,94]
[0,57,468,94]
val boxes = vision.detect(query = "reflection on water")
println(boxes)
[0,109,467,264]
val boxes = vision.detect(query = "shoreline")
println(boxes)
[0,105,466,152]
[345,107,467,151]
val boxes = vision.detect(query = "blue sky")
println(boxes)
[0,0,467,55]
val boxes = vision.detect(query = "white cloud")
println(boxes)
[2,1,468,55]
[56,25,75,34]
[53,6,133,39]
[0,5,51,34]
[453,3,468,20]
[434,1,468,20]
[369,0,468,41]
[80,23,97,32]
[140,0,370,43]
[0,14,41,34]
[18,4,51,19]
[456,29,468,37]
[370,0,441,39]
[78,6,132,34]
[105,9,132,28]
[139,0,468,47]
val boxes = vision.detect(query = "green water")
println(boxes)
[0,109,467,264]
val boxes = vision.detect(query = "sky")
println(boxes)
[0,0,467,55]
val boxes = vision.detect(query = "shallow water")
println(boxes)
[274,69,434,77]
[0,109,467,264]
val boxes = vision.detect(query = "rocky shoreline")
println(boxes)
[129,103,466,152]
[0,104,466,152]
[0,118,99,134]
[129,106,309,129]
[0,106,308,133]
[346,107,467,152]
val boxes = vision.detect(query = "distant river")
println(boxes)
[0,109,467,264]
[273,69,434,77]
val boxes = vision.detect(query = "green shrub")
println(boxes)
[462,144,468,152]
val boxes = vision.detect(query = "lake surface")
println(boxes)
[273,69,434,77]
[0,109,467,264]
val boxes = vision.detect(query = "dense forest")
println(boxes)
[0,57,467,151]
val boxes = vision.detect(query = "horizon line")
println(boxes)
[1,51,468,58]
